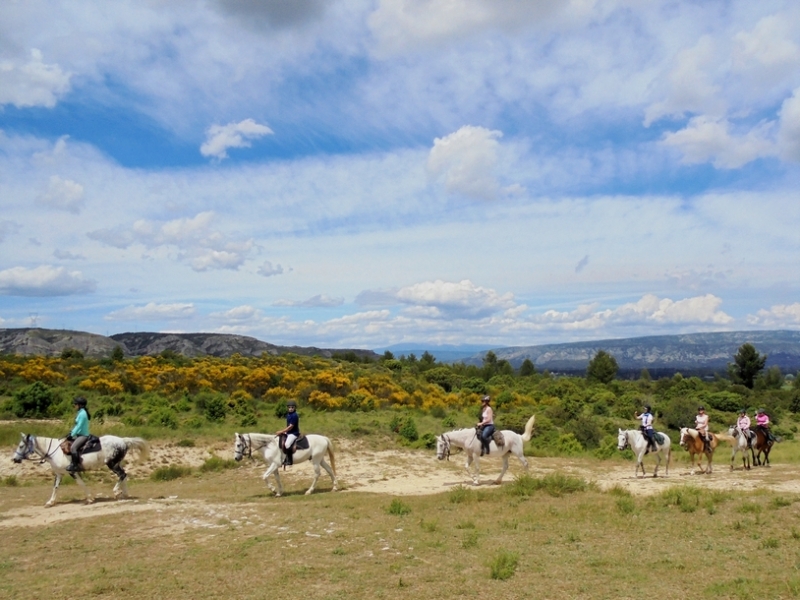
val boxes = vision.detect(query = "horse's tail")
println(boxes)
[521,415,536,442]
[123,437,150,463]
[716,431,735,443]
[327,439,336,475]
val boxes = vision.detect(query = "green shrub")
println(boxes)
[200,456,239,472]
[149,408,178,429]
[449,485,473,504]
[387,498,411,515]
[239,413,258,427]
[442,415,457,428]
[204,396,227,422]
[399,417,419,442]
[176,439,195,447]
[150,465,193,481]
[506,473,589,497]
[488,550,519,580]
[12,382,55,418]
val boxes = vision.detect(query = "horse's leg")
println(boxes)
[305,459,322,495]
[319,459,338,491]
[469,453,480,486]
[107,459,128,499]
[730,447,736,471]
[45,474,62,508]
[653,451,661,478]
[73,473,93,504]
[494,454,509,485]
[262,462,281,496]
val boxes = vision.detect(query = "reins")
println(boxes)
[19,435,61,464]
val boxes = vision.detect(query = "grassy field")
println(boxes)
[3,462,800,599]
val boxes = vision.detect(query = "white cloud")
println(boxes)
[273,294,344,308]
[200,119,274,160]
[210,305,262,321]
[0,49,71,108]
[257,260,284,277]
[778,89,800,162]
[661,116,776,169]
[105,302,196,321]
[37,175,85,213]
[747,303,800,328]
[0,265,95,296]
[87,212,254,271]
[427,126,505,200]
[53,249,85,260]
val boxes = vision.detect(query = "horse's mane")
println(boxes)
[682,428,699,438]
[244,432,276,443]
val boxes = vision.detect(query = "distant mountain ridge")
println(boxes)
[0,328,380,361]
[459,330,800,377]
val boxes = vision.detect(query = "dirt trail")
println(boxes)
[3,439,799,529]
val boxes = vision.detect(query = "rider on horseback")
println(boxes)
[634,404,656,452]
[737,409,752,448]
[66,397,91,473]
[277,400,300,466]
[696,406,711,453]
[756,409,775,443]
[476,395,495,457]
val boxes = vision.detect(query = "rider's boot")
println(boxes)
[285,448,293,466]
[66,452,81,473]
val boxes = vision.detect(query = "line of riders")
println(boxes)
[634,404,777,454]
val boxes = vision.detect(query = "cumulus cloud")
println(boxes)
[661,116,776,169]
[105,302,196,321]
[0,265,96,296]
[257,260,284,277]
[778,89,800,162]
[200,119,274,160]
[209,305,261,321]
[87,212,253,271]
[273,294,344,308]
[53,249,85,260]
[0,49,71,108]
[747,303,800,327]
[427,126,505,200]
[37,175,85,213]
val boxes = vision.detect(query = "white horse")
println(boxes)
[233,432,337,497]
[725,426,754,471]
[12,433,149,507]
[436,416,535,486]
[617,429,671,478]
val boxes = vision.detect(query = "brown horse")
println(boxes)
[753,427,774,466]
[679,427,719,474]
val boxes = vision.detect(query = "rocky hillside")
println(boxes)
[463,330,800,377]
[0,328,380,361]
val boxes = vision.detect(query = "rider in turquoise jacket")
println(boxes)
[67,397,91,473]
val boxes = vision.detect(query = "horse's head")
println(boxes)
[233,433,249,462]
[617,429,628,451]
[12,433,34,464]
[436,435,450,461]
[679,427,689,448]
[728,425,738,437]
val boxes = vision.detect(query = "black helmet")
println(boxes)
[481,395,491,403]
[757,408,764,414]
[286,400,297,408]
[740,408,747,414]
[73,397,87,407]
[698,406,705,411]
[644,405,651,412]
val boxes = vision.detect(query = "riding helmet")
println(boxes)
[481,395,491,403]
[73,397,87,407]
[698,406,705,411]
[757,408,764,414]
[287,400,297,408]
[644,404,651,412]
[740,408,747,414]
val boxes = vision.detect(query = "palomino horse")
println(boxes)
[753,427,775,466]
[233,432,337,496]
[436,416,535,486]
[12,433,149,507]
[724,426,754,471]
[679,428,719,474]
[617,429,671,478]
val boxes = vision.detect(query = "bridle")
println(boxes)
[15,434,60,464]
[438,435,451,461]
[236,434,253,460]
[618,431,630,451]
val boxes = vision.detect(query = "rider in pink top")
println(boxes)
[695,406,710,452]
[755,409,775,443]
[737,409,752,448]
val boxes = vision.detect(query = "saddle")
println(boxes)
[60,435,102,456]
[279,433,309,452]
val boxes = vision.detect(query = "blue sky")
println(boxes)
[1,0,799,349]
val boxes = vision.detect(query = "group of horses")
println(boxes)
[617,425,774,478]
[9,415,774,506]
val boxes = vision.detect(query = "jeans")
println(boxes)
[480,425,495,451]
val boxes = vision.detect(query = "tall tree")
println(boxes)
[728,343,767,389]
[519,358,535,377]
[586,350,618,384]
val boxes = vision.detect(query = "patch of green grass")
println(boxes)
[770,496,792,508]
[658,486,702,513]
[506,473,590,498]
[387,498,411,516]
[455,520,475,529]
[448,484,473,504]
[738,501,762,514]
[461,530,479,549]
[199,456,238,472]
[150,465,193,481]
[488,550,519,580]
[616,496,636,514]
[176,439,195,447]
[761,538,779,549]
[0,475,19,487]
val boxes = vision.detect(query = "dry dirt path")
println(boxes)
[3,438,798,529]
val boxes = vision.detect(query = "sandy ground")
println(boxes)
[3,438,800,529]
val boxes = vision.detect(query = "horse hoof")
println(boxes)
[86,498,95,505]
[44,502,54,508]
[305,490,313,495]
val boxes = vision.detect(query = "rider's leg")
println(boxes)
[67,436,87,472]
[284,434,297,466]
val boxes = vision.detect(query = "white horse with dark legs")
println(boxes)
[436,416,535,486]
[233,432,337,497]
[725,426,754,470]
[12,433,149,507]
[617,429,671,478]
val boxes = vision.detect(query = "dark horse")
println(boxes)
[753,427,774,466]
